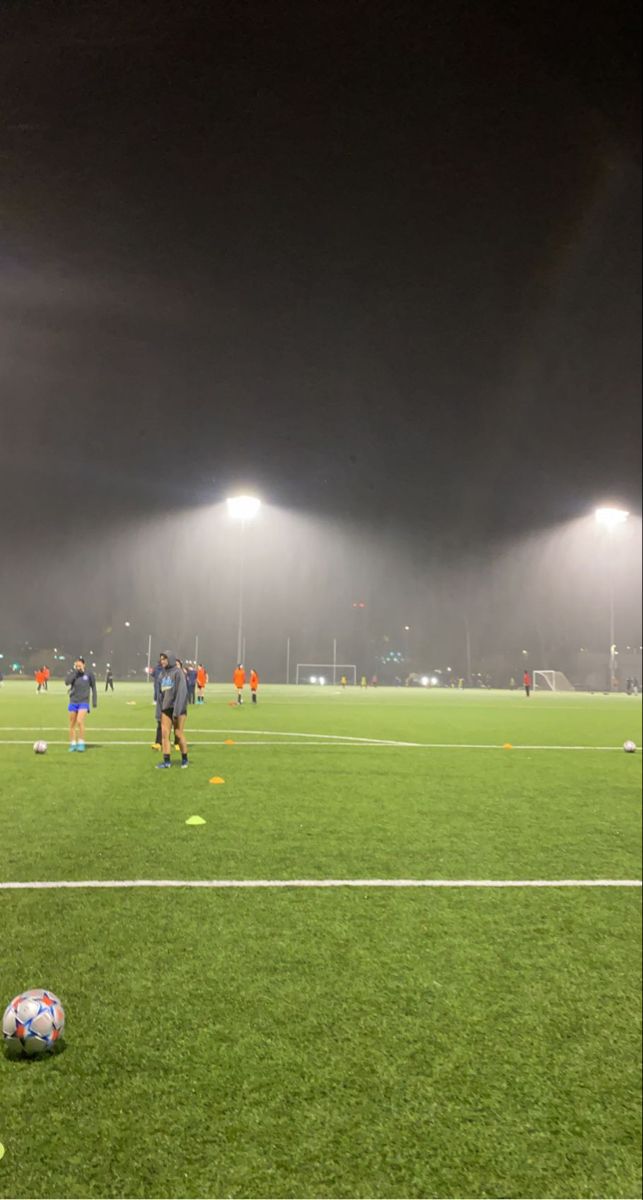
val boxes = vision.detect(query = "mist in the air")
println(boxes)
[1,497,641,687]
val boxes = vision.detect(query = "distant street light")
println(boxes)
[227,495,262,662]
[595,507,629,690]
[226,495,261,521]
[595,507,629,531]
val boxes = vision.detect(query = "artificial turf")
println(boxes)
[0,682,641,1199]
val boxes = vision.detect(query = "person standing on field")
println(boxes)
[105,665,114,692]
[523,669,532,698]
[233,663,246,704]
[66,657,97,752]
[155,653,189,769]
[249,668,259,704]
[196,663,208,704]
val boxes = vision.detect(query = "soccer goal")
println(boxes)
[295,664,357,685]
[533,670,575,692]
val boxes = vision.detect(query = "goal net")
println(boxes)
[533,669,575,692]
[295,664,357,685]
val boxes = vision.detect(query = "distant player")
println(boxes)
[196,663,208,704]
[340,674,347,690]
[43,665,50,691]
[65,657,97,752]
[155,653,189,770]
[523,669,532,698]
[105,665,114,692]
[360,675,368,689]
[35,667,45,693]
[250,668,259,704]
[186,663,197,704]
[233,663,246,704]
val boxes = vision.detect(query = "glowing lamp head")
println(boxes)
[226,495,261,520]
[595,507,629,530]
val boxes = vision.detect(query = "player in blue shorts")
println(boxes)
[65,657,98,752]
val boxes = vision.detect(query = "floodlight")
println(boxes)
[420,676,429,686]
[226,495,261,520]
[595,507,629,530]
[310,675,317,683]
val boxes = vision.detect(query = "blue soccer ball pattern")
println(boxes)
[2,988,65,1055]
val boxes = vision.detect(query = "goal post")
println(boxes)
[533,669,575,692]
[295,664,357,686]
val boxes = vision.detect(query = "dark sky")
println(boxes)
[0,0,641,672]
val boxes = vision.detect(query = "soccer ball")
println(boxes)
[2,989,65,1056]
[623,740,637,753]
[33,741,47,754]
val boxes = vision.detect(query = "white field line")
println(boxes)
[0,728,629,751]
[0,879,640,890]
[0,739,630,751]
[0,726,416,744]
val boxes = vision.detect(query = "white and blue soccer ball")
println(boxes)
[33,741,47,754]
[623,740,637,753]
[2,989,65,1055]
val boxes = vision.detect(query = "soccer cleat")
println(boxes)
[76,742,86,753]
[151,742,161,750]
[69,744,77,753]
[155,761,172,769]
[180,760,189,769]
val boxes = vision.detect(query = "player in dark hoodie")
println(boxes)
[155,653,189,769]
[65,657,98,752]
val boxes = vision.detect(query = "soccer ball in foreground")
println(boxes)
[2,989,65,1055]
[33,741,47,754]
[623,740,637,753]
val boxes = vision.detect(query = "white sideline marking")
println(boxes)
[0,736,628,752]
[0,726,416,745]
[0,879,640,890]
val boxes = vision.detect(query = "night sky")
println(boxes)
[0,0,641,674]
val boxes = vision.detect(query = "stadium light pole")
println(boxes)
[227,495,262,664]
[595,507,629,691]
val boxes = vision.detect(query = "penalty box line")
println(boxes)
[0,879,640,890]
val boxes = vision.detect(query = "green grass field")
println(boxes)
[0,681,641,1199]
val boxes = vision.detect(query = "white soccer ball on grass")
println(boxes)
[623,740,636,753]
[33,741,47,754]
[3,989,65,1055]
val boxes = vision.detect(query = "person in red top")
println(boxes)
[523,670,532,698]
[43,665,50,691]
[249,668,259,704]
[35,668,45,693]
[196,664,208,705]
[233,664,246,704]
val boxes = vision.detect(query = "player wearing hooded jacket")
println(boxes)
[155,653,189,769]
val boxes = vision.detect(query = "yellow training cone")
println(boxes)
[224,739,235,745]
[185,815,206,826]
[209,776,225,784]
[503,742,513,749]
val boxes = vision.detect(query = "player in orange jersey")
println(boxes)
[196,664,208,704]
[233,664,246,704]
